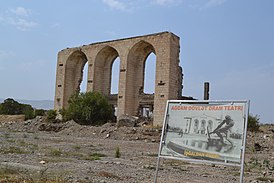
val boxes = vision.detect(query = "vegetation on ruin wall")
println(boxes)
[61,92,113,125]
[0,98,35,120]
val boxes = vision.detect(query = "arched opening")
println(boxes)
[80,63,88,92]
[94,46,119,118]
[126,41,156,117]
[144,53,156,94]
[94,46,119,95]
[111,57,120,94]
[63,50,88,108]
[110,57,120,117]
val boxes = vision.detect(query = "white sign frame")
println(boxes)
[154,100,250,183]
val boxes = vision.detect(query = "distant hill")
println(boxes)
[0,98,54,110]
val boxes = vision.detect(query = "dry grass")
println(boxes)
[0,167,66,183]
[0,115,25,123]
[48,148,62,157]
[82,152,106,161]
[0,146,28,154]
[97,171,122,180]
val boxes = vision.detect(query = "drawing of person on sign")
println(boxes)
[208,115,234,145]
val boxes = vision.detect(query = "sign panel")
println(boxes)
[160,101,248,164]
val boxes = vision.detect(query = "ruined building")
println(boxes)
[54,32,183,126]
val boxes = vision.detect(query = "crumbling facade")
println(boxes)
[54,32,182,126]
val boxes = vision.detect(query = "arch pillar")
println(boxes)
[54,49,88,111]
[152,33,180,126]
[116,50,128,118]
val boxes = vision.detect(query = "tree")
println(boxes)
[0,98,35,120]
[62,92,113,125]
[248,114,260,132]
[0,98,22,115]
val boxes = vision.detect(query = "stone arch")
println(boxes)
[63,50,88,107]
[125,41,156,116]
[55,32,181,126]
[94,46,119,96]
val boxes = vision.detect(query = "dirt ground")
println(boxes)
[0,117,273,183]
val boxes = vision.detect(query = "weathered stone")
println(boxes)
[39,160,46,164]
[254,143,263,151]
[117,115,138,127]
[38,123,63,132]
[100,129,106,133]
[54,32,182,126]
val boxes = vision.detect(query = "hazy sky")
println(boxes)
[0,0,273,123]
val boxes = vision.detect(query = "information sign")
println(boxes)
[154,100,249,183]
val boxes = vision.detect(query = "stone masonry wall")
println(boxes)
[54,32,182,126]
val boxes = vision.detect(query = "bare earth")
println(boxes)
[0,117,273,183]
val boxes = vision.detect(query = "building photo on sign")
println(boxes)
[160,101,247,164]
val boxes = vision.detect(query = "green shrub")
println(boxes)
[35,109,46,116]
[46,110,57,122]
[83,153,107,161]
[59,108,67,122]
[0,146,27,154]
[248,114,260,132]
[62,92,113,125]
[49,148,62,157]
[22,104,35,120]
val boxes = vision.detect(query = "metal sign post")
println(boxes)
[154,101,169,183]
[239,100,250,183]
[154,100,250,183]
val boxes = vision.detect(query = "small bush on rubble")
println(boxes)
[248,114,260,132]
[62,92,112,125]
[115,146,121,158]
[46,109,57,122]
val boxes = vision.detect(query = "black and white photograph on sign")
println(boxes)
[160,102,246,164]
